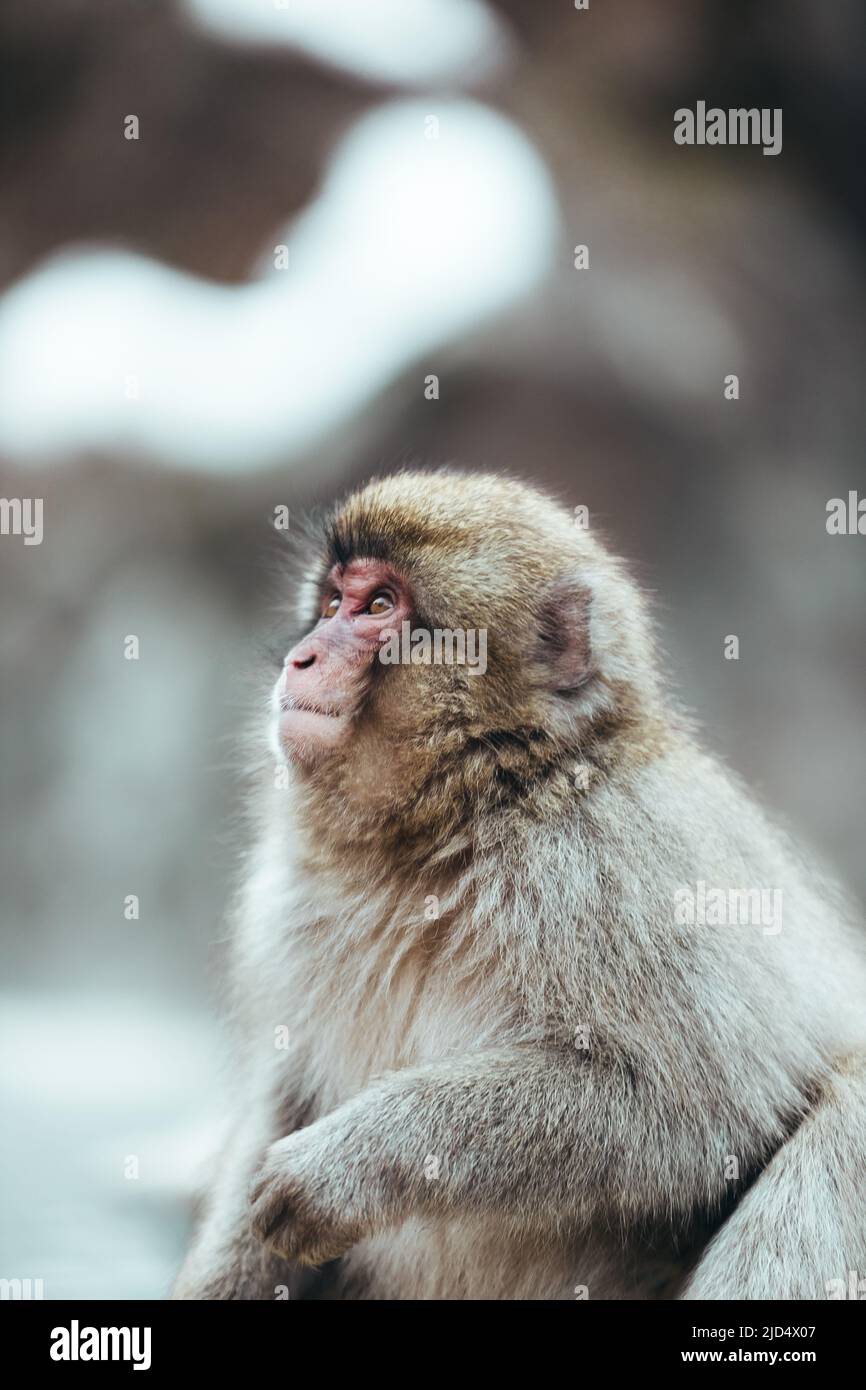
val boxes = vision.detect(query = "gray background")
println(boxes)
[0,0,863,1298]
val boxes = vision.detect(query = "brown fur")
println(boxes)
[174,470,866,1301]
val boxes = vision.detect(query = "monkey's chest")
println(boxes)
[292,935,510,1109]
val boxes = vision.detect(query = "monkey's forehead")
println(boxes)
[322,470,579,573]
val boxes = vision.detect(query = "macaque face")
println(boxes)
[271,558,413,764]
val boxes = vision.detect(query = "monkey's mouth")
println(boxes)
[274,696,350,760]
[280,697,343,720]
[270,678,352,763]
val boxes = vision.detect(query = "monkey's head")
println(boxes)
[271,470,664,856]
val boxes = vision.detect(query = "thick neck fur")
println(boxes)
[291,676,671,883]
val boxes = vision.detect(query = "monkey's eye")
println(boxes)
[323,593,341,618]
[367,593,394,615]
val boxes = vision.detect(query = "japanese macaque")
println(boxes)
[174,470,866,1301]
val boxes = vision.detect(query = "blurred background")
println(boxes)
[1,0,864,1299]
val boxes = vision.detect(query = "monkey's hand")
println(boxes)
[249,1115,376,1266]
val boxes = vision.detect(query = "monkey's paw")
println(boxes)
[249,1129,366,1266]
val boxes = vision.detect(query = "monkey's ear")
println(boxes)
[534,579,593,692]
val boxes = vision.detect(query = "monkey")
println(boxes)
[173,469,866,1300]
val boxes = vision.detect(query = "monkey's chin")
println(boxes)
[273,706,349,765]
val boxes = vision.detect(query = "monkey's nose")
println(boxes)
[284,638,317,670]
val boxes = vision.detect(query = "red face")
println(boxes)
[271,559,412,763]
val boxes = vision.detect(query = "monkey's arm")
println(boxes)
[249,1044,731,1265]
[681,1054,866,1299]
